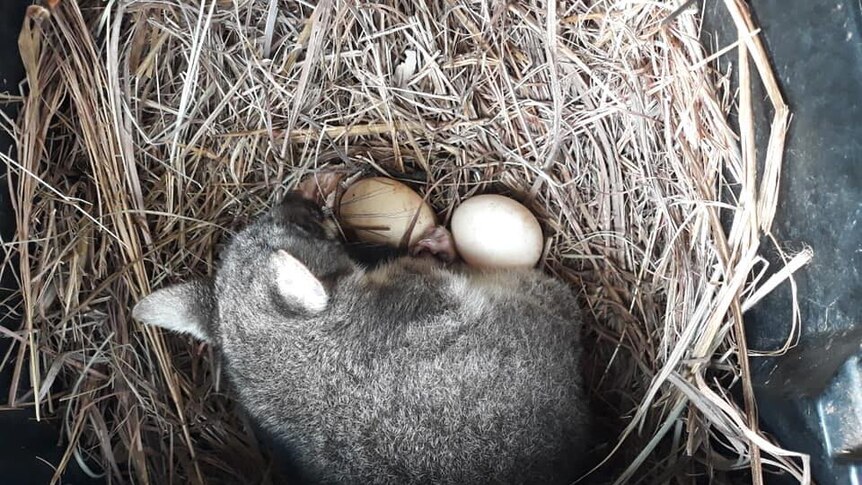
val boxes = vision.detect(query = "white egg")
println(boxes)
[339,177,436,247]
[451,194,544,268]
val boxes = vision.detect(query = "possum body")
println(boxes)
[133,193,591,485]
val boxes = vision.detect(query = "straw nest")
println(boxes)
[2,0,814,483]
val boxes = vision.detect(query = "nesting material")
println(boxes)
[1,0,813,484]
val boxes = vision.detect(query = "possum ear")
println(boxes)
[132,279,214,342]
[270,250,328,314]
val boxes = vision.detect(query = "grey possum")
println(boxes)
[133,191,591,484]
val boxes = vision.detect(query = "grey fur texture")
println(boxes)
[134,193,591,484]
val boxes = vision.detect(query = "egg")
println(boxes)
[339,177,437,247]
[451,194,544,268]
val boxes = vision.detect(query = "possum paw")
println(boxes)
[410,226,458,264]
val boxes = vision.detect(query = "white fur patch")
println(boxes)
[271,250,328,313]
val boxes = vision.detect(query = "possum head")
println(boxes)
[132,192,352,342]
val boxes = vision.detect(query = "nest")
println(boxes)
[1,0,813,483]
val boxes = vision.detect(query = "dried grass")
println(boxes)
[1,0,812,483]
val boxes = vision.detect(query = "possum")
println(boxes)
[133,191,592,485]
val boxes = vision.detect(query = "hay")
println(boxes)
[1,0,813,483]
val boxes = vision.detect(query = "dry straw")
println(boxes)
[1,0,813,483]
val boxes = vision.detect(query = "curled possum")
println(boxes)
[133,192,592,485]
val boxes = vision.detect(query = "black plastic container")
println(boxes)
[702,1,862,484]
[1,1,859,484]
